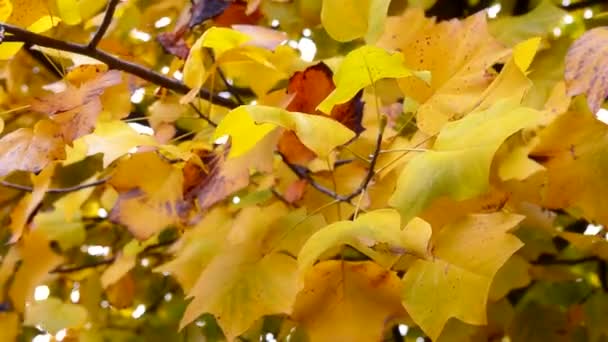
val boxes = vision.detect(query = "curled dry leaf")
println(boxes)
[278,63,364,165]
[0,120,65,177]
[564,27,608,114]
[30,70,122,142]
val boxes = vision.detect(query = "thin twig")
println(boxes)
[51,257,116,273]
[88,0,120,48]
[189,102,217,127]
[0,177,108,193]
[1,23,238,109]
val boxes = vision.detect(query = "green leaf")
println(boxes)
[24,297,88,334]
[214,105,355,158]
[401,213,524,340]
[389,98,541,222]
[584,292,608,342]
[298,209,403,276]
[489,0,566,47]
[317,45,417,113]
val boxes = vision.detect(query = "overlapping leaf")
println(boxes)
[380,11,510,134]
[292,261,406,342]
[401,213,524,340]
[389,99,541,222]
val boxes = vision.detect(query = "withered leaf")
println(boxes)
[0,120,65,177]
[213,1,263,27]
[189,0,231,28]
[157,29,191,59]
[565,27,608,113]
[278,63,364,165]
[31,70,122,143]
[183,145,249,210]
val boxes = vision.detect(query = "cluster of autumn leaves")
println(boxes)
[1,0,608,340]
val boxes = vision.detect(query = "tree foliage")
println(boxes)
[1,0,608,341]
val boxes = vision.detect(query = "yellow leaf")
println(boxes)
[320,0,390,43]
[9,230,64,312]
[564,27,608,113]
[0,312,18,342]
[9,164,55,242]
[298,209,404,277]
[109,152,183,240]
[180,204,326,340]
[531,107,608,226]
[82,121,157,167]
[401,217,432,258]
[317,45,415,113]
[401,213,524,340]
[389,99,541,222]
[183,32,208,91]
[0,0,12,21]
[56,0,81,25]
[215,105,355,158]
[154,208,233,292]
[0,15,61,59]
[489,255,531,301]
[214,106,276,157]
[179,204,289,337]
[24,297,88,334]
[513,37,541,73]
[292,260,406,342]
[382,11,509,134]
[33,181,94,250]
[0,120,65,177]
[202,26,251,56]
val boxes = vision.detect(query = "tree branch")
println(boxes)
[88,0,121,49]
[0,23,238,109]
[51,257,116,273]
[0,177,108,193]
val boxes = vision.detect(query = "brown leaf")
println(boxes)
[183,145,249,210]
[189,0,231,28]
[565,27,608,113]
[278,63,364,165]
[214,1,263,27]
[157,30,190,59]
[184,131,279,210]
[0,120,65,177]
[31,70,122,142]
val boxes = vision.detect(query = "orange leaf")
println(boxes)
[214,1,263,27]
[278,63,363,165]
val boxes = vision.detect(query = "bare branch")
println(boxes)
[0,177,109,193]
[1,23,238,109]
[88,0,121,49]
